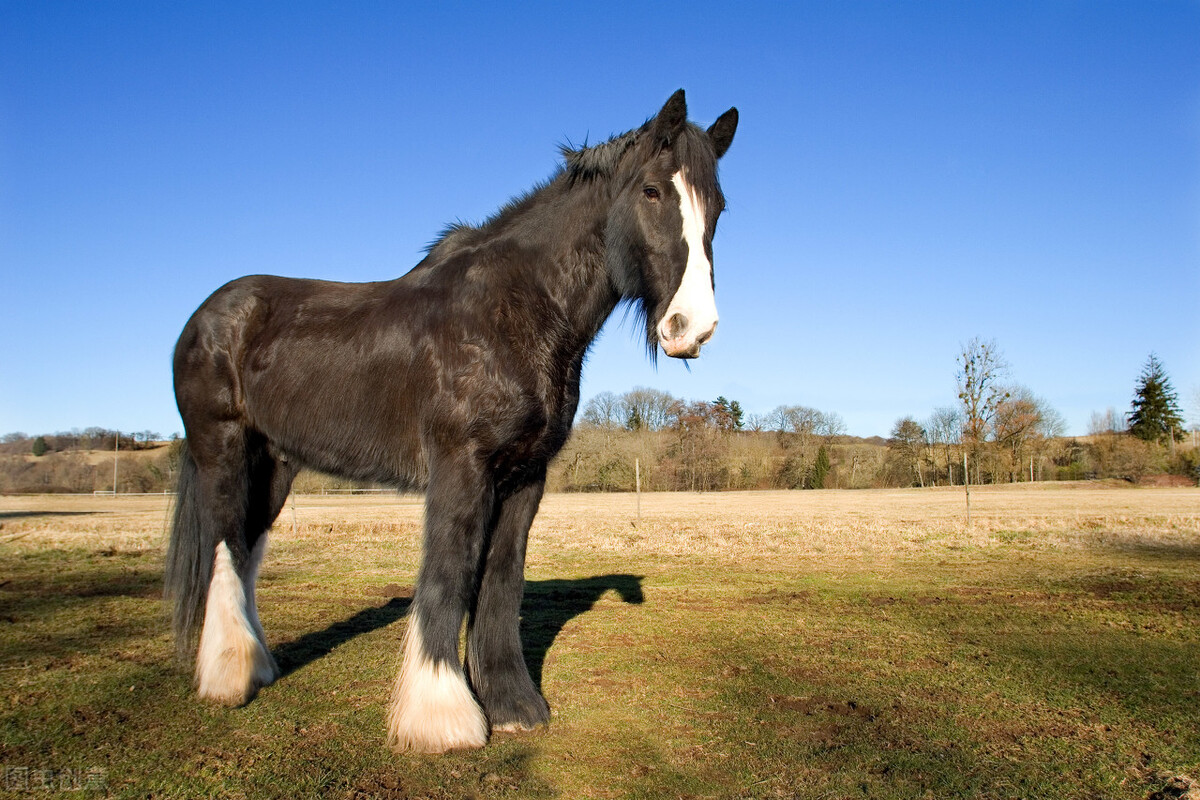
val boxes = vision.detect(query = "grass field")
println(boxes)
[1,484,1198,799]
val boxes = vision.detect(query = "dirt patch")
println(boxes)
[946,586,1054,605]
[743,588,814,605]
[1147,774,1200,800]
[879,587,1054,607]
[1079,577,1141,599]
[1070,573,1200,610]
[769,694,878,721]
[1138,475,1197,488]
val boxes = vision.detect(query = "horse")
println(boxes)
[164,89,737,753]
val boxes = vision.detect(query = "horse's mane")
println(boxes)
[423,119,717,261]
[422,128,642,259]
[559,129,643,184]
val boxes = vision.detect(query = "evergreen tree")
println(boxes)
[729,400,745,431]
[713,396,732,430]
[889,416,928,487]
[712,396,745,432]
[1128,354,1184,444]
[811,445,830,489]
[31,436,47,457]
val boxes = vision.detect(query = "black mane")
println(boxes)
[422,129,641,259]
[560,129,643,183]
[425,119,722,260]
[562,118,721,186]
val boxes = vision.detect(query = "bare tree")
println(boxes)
[1088,408,1126,436]
[989,386,1067,482]
[669,400,724,491]
[926,406,962,485]
[992,386,1042,482]
[817,410,846,439]
[744,413,770,433]
[621,387,677,431]
[771,405,823,442]
[581,392,622,429]
[1037,401,1066,439]
[1190,388,1200,447]
[956,337,1009,482]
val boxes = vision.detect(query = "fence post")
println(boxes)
[963,451,971,528]
[635,457,641,526]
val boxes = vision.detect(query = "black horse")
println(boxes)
[165,90,737,752]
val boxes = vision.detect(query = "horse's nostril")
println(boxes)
[696,322,717,347]
[666,313,688,339]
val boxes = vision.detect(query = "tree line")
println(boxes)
[1,345,1195,494]
[0,428,167,456]
[551,342,1197,492]
[0,436,185,494]
[884,341,1197,487]
[557,387,860,491]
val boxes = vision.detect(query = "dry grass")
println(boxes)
[530,484,1200,559]
[2,484,1198,799]
[4,482,1194,557]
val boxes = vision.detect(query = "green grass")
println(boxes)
[1,491,1198,798]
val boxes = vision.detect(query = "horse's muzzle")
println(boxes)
[660,320,716,359]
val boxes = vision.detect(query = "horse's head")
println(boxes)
[602,90,737,360]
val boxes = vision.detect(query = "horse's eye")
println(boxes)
[643,186,660,201]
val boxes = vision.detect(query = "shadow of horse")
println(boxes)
[272,574,644,688]
[520,574,644,688]
[274,596,411,678]
[0,510,101,520]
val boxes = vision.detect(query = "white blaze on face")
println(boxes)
[658,170,718,358]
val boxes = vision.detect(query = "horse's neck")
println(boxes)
[502,181,621,355]
[409,177,622,366]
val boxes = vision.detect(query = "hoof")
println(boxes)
[484,691,551,734]
[195,542,277,706]
[196,635,278,706]
[387,623,488,753]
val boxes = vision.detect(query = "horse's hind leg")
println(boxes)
[467,476,551,732]
[236,439,299,687]
[387,455,491,753]
[192,427,284,706]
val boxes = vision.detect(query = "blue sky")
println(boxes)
[2,2,1198,439]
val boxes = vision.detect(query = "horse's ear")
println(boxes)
[708,107,738,159]
[652,89,688,148]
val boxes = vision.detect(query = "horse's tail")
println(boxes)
[164,440,211,659]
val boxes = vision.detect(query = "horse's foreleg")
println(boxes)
[467,477,550,732]
[387,458,492,753]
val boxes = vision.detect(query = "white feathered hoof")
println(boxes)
[386,621,488,753]
[195,542,278,706]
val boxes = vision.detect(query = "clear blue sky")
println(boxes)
[2,2,1198,439]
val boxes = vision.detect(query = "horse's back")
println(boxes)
[173,274,439,484]
[173,265,570,488]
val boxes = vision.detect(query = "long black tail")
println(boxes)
[164,441,211,659]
